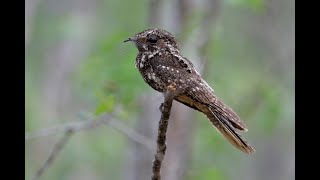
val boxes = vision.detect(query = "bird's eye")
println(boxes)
[147,34,158,44]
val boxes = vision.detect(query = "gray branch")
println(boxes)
[32,129,74,180]
[28,113,155,180]
[26,114,154,150]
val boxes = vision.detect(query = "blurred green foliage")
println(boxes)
[25,0,294,180]
[225,0,265,11]
[75,30,145,115]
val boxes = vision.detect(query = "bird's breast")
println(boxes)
[138,65,166,93]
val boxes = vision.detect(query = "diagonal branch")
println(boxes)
[25,114,111,140]
[32,129,74,180]
[26,114,154,151]
[29,113,155,180]
[151,88,178,180]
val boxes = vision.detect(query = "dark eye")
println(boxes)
[147,34,158,44]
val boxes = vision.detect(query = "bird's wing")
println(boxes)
[149,54,248,131]
[149,55,255,153]
[183,77,248,131]
[175,79,255,154]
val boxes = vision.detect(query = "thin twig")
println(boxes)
[25,114,154,150]
[151,89,177,180]
[107,118,154,151]
[32,129,74,180]
[25,114,111,140]
[29,113,155,180]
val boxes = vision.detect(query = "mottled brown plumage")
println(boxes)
[124,28,255,154]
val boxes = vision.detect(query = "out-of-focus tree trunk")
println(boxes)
[160,0,193,179]
[25,0,40,49]
[162,1,221,180]
[41,0,99,122]
[226,0,295,179]
[246,0,295,179]
[161,101,194,180]
[27,0,100,178]
[123,94,160,180]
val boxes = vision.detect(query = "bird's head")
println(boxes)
[124,28,180,53]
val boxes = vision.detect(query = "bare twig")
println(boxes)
[28,113,155,180]
[32,129,74,180]
[151,89,177,180]
[25,114,111,140]
[26,114,154,150]
[107,117,154,151]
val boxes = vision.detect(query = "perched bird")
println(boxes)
[124,28,255,154]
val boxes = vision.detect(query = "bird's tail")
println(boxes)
[206,108,255,154]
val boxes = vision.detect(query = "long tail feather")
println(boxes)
[207,108,255,154]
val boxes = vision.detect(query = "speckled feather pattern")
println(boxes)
[127,28,255,154]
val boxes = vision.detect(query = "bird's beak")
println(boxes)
[124,38,131,43]
[124,36,137,43]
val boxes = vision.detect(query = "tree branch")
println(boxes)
[26,114,154,151]
[151,89,177,180]
[32,129,74,180]
[28,113,155,180]
[25,114,111,140]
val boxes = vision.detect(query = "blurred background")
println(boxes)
[25,0,295,179]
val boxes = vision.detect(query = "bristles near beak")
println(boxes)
[124,38,132,43]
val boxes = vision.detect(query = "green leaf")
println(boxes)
[94,95,116,115]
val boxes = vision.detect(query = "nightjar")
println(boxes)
[124,28,255,154]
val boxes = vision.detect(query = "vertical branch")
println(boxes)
[152,90,177,180]
[197,0,221,75]
[159,1,193,180]
[25,0,40,49]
